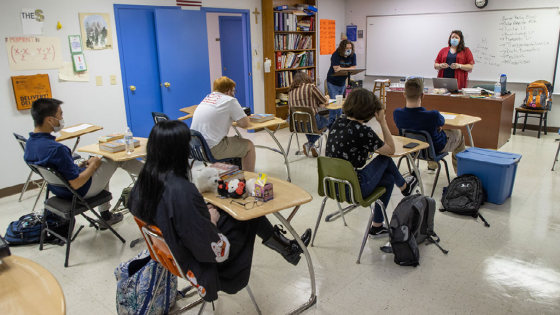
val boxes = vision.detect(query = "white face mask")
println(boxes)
[344,49,352,57]
[49,117,65,133]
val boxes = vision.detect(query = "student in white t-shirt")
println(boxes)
[191,77,256,172]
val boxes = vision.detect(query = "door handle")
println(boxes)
[223,67,226,70]
[164,82,171,88]
[129,85,136,91]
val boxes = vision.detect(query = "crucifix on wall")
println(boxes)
[253,7,260,24]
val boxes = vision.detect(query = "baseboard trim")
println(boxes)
[0,180,44,199]
[515,124,559,133]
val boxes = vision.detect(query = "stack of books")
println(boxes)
[276,69,314,88]
[98,133,124,143]
[250,114,274,123]
[99,138,140,153]
[209,163,244,183]
[275,51,314,69]
[274,34,313,51]
[297,16,315,31]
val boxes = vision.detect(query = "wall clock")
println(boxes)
[475,0,488,9]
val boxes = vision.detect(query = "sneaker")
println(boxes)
[402,176,419,196]
[99,212,124,230]
[368,225,389,238]
[427,166,437,174]
[302,143,310,157]
[309,145,319,158]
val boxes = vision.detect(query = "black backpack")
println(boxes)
[385,194,448,267]
[440,174,490,227]
[4,211,69,246]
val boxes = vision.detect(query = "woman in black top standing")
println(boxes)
[128,120,311,302]
[325,89,418,237]
[326,39,356,125]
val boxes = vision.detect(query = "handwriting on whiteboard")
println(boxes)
[5,37,63,71]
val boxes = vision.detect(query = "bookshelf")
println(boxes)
[262,0,318,120]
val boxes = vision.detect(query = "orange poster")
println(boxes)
[11,74,52,110]
[320,19,336,55]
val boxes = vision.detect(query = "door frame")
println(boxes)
[113,4,179,127]
[201,7,254,113]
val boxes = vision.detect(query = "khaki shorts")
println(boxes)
[210,136,251,160]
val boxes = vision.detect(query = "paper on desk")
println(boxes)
[442,114,457,120]
[329,99,336,103]
[62,123,93,133]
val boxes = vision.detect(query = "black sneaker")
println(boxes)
[402,176,419,196]
[368,225,388,238]
[99,212,124,230]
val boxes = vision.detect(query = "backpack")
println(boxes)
[440,174,490,227]
[523,82,551,110]
[386,194,448,267]
[4,211,69,246]
[115,250,179,315]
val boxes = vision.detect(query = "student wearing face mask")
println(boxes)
[434,30,475,90]
[191,76,256,172]
[24,98,144,228]
[326,39,357,125]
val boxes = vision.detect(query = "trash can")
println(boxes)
[456,148,522,205]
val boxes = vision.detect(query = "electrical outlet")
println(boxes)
[110,75,117,85]
[96,76,103,86]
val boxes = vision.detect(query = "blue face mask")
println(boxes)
[344,49,352,57]
[450,38,459,47]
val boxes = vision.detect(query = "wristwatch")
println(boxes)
[458,64,462,69]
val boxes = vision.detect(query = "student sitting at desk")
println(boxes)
[191,76,256,172]
[288,72,330,157]
[129,120,312,302]
[24,98,143,228]
[326,89,418,237]
[393,78,465,173]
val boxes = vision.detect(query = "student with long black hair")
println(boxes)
[128,120,311,302]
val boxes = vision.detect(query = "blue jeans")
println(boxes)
[357,155,406,224]
[306,114,330,145]
[327,81,344,126]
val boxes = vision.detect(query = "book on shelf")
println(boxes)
[276,51,313,70]
[99,139,140,153]
[209,162,239,177]
[250,114,274,123]
[274,34,313,51]
[98,133,124,143]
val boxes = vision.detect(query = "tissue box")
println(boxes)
[255,182,273,201]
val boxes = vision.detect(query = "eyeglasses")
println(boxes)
[231,89,237,96]
[230,196,263,210]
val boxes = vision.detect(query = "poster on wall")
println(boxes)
[5,37,63,71]
[320,19,336,55]
[11,74,52,110]
[346,25,357,41]
[59,62,90,82]
[79,13,113,50]
[21,9,44,35]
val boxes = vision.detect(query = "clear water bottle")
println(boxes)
[500,74,507,94]
[494,81,501,98]
[124,127,134,155]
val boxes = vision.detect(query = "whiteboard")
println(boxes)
[365,8,560,85]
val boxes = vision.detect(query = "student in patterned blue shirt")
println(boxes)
[326,89,418,237]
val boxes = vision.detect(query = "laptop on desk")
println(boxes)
[433,78,460,93]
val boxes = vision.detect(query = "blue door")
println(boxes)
[154,10,211,123]
[114,6,177,137]
[219,16,250,110]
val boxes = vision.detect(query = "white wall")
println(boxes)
[0,0,265,191]
[318,0,347,94]
[206,12,242,87]
[345,0,560,126]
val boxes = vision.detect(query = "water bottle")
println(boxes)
[500,74,507,94]
[494,81,501,98]
[124,127,134,155]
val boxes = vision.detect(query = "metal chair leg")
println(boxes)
[396,156,405,170]
[336,201,348,226]
[522,112,528,132]
[431,161,442,198]
[544,112,548,135]
[538,113,544,138]
[31,182,47,213]
[357,203,376,264]
[442,158,451,184]
[311,197,328,247]
[197,301,206,315]
[19,171,34,202]
[552,141,560,171]
[295,133,301,154]
[286,132,295,156]
[64,217,76,267]
[246,285,262,315]
[513,111,518,135]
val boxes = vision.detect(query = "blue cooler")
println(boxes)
[456,148,522,205]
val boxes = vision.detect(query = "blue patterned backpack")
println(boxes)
[115,250,178,315]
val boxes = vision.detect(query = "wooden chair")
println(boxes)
[373,79,390,109]
[133,217,262,315]
[311,157,388,264]
[513,80,553,139]
[286,106,328,157]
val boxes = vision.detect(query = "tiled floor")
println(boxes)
[2,124,560,315]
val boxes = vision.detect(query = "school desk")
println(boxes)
[77,137,148,162]
[202,172,316,314]
[386,91,515,149]
[440,112,482,147]
[0,255,66,315]
[178,105,198,121]
[56,123,103,153]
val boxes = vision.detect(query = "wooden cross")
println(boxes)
[253,7,260,24]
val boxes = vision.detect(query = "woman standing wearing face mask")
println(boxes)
[326,39,357,125]
[434,30,475,90]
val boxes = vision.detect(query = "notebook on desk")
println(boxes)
[433,78,459,93]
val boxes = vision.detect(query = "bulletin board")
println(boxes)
[320,19,336,55]
[11,74,52,110]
